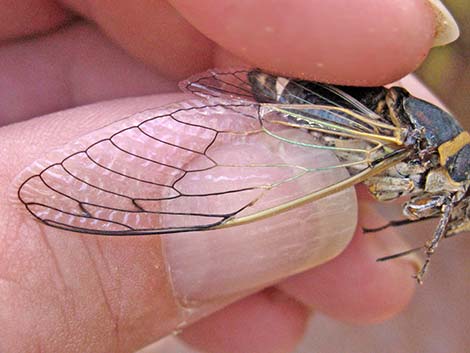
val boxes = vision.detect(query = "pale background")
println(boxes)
[140,1,470,351]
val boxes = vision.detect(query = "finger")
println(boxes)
[0,23,177,126]
[1,94,356,352]
[1,2,455,125]
[169,0,453,85]
[277,200,417,324]
[0,0,72,40]
[180,289,310,353]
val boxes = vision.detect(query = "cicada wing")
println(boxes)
[180,68,255,101]
[259,103,403,147]
[15,99,376,236]
[181,68,390,122]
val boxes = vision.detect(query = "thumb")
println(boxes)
[1,93,356,352]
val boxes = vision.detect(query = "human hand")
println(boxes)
[0,1,459,352]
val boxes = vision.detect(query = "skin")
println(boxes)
[0,1,441,352]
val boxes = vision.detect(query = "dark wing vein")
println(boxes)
[17,100,384,235]
[14,70,405,236]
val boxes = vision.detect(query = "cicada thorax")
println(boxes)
[353,84,470,204]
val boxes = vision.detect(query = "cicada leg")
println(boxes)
[414,202,453,284]
[375,193,454,283]
[363,216,435,233]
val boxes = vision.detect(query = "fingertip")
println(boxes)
[171,0,436,85]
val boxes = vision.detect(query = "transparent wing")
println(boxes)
[15,68,410,236]
[181,68,388,120]
[183,68,404,155]
[14,98,408,236]
[180,68,255,101]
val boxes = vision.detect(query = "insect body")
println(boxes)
[242,69,470,282]
[15,68,470,283]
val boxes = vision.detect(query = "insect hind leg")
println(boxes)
[413,202,453,284]
[373,193,454,283]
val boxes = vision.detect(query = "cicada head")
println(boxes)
[395,91,470,185]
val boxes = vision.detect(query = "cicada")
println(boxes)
[15,68,470,283]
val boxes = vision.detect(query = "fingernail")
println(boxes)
[426,0,460,46]
[162,147,357,317]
